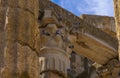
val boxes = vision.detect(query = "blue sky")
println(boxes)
[51,0,114,16]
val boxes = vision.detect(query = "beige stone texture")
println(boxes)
[0,6,6,78]
[80,14,116,38]
[40,24,64,48]
[114,0,120,60]
[39,0,118,65]
[0,0,120,78]
[17,43,39,78]
[0,0,40,78]
[39,23,70,77]
[39,19,69,77]
[39,49,69,78]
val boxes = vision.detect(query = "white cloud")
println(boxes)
[84,0,114,16]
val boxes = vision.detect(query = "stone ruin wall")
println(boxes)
[0,0,119,78]
[0,0,40,78]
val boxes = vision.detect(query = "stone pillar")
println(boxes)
[0,0,40,78]
[0,0,7,77]
[39,23,70,78]
[114,0,120,60]
[39,48,69,78]
[39,10,70,77]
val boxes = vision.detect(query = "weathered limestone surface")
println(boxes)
[39,21,70,77]
[0,0,40,78]
[70,53,98,78]
[0,0,8,77]
[17,43,39,78]
[114,0,120,60]
[39,0,118,65]
[0,0,119,78]
[113,1,120,77]
[80,14,116,38]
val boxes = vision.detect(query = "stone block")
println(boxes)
[17,43,39,78]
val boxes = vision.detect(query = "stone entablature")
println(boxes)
[39,0,118,53]
[80,14,116,38]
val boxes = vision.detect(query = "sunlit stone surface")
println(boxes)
[0,0,120,78]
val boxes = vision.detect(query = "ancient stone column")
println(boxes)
[39,10,70,78]
[0,0,7,77]
[0,0,40,78]
[39,23,70,78]
[114,0,120,60]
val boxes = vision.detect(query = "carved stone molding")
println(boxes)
[94,59,120,78]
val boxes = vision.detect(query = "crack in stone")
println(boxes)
[17,40,39,57]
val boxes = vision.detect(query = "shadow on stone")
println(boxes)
[19,71,30,78]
